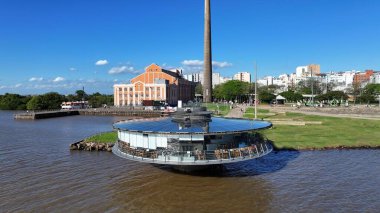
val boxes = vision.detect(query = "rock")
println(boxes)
[70,144,77,150]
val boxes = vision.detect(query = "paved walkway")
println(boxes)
[225,104,248,118]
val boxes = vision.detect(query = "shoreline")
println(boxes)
[69,107,380,152]
[71,131,380,152]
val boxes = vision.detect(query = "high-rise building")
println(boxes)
[308,64,321,75]
[296,64,321,77]
[233,72,251,83]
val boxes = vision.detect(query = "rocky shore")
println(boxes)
[70,140,114,152]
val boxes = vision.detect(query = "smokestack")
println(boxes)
[203,0,212,102]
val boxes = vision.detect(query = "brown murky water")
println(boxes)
[1,111,379,212]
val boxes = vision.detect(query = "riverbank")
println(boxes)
[70,131,116,151]
[70,105,380,151]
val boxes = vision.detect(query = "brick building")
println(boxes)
[113,64,195,106]
[353,70,374,84]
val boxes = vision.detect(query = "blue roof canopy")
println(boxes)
[114,117,272,134]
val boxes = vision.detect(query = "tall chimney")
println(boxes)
[203,0,212,102]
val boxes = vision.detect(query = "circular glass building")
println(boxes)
[113,107,273,166]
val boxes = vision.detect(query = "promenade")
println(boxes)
[267,105,380,121]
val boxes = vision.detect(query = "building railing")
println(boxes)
[114,140,273,165]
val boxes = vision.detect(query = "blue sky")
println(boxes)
[0,0,379,95]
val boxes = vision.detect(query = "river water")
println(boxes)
[0,111,379,212]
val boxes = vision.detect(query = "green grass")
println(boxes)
[259,112,380,150]
[244,108,269,114]
[84,131,117,144]
[243,107,272,119]
[203,103,231,116]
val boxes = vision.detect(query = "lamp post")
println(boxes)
[311,67,314,106]
[254,62,258,120]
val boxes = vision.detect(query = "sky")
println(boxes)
[0,0,379,95]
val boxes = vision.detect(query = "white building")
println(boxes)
[233,72,251,83]
[324,70,357,91]
[296,64,321,78]
[296,66,309,78]
[183,72,231,87]
[370,72,380,84]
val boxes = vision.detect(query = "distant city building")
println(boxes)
[233,72,251,83]
[183,72,231,87]
[296,64,321,78]
[325,70,356,91]
[370,72,380,84]
[296,66,308,78]
[258,65,377,94]
[308,64,321,75]
[257,76,273,86]
[354,70,374,84]
[113,64,195,106]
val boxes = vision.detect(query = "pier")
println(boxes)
[14,108,166,120]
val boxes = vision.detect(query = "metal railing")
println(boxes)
[114,140,273,165]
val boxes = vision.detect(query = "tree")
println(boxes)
[350,82,362,104]
[87,93,113,108]
[0,93,31,110]
[75,90,87,101]
[357,93,376,104]
[26,96,43,110]
[212,80,250,101]
[297,79,322,95]
[363,84,380,95]
[356,83,380,104]
[259,91,275,103]
[195,83,203,94]
[316,91,348,102]
[320,82,336,93]
[26,92,66,110]
[280,90,303,102]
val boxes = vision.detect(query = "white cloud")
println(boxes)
[182,60,204,66]
[113,79,119,82]
[69,67,77,71]
[0,85,6,89]
[212,61,232,68]
[53,77,65,82]
[108,65,137,75]
[95,59,108,66]
[15,83,22,88]
[29,77,44,82]
[181,59,232,73]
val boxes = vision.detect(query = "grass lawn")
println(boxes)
[203,103,231,116]
[258,112,380,150]
[84,131,117,144]
[243,107,272,119]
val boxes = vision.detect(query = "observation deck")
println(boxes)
[113,107,273,166]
